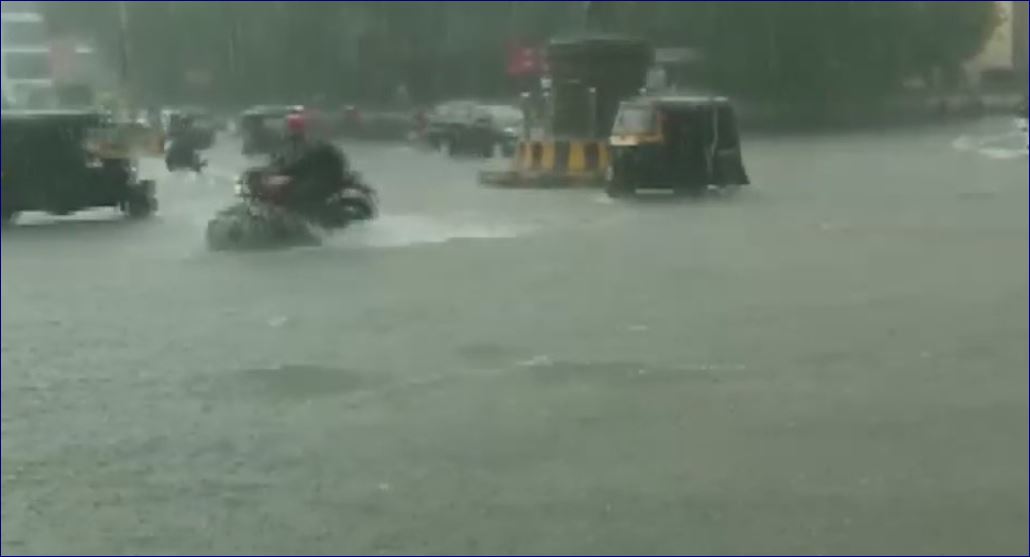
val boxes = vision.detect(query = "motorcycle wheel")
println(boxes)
[206,216,244,251]
[124,181,158,219]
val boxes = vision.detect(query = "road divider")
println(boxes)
[479,139,609,189]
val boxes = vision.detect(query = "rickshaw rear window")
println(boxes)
[613,106,656,135]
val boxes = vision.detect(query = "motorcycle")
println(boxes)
[205,167,378,252]
[234,167,378,226]
[164,137,207,173]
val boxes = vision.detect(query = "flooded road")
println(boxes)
[2,119,1027,554]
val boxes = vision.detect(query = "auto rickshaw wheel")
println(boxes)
[124,181,158,219]
[675,186,708,199]
[605,166,635,198]
[125,195,157,219]
[715,184,742,198]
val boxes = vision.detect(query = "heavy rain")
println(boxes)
[2,1,1028,554]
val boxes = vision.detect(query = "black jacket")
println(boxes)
[274,140,350,206]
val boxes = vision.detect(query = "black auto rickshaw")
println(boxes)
[239,105,300,156]
[606,96,749,197]
[1,110,157,223]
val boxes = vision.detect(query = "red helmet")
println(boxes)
[286,112,308,136]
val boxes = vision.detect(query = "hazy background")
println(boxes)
[39,1,1018,107]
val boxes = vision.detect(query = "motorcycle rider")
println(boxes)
[266,112,355,214]
[165,113,206,172]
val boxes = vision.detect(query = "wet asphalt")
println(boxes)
[1,118,1027,555]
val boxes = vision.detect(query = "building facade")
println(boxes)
[966,1,1028,87]
[1,6,56,108]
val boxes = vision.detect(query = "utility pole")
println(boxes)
[225,2,241,102]
[582,1,594,31]
[116,1,130,83]
[582,1,616,33]
[116,0,132,115]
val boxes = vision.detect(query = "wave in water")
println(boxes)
[338,214,533,248]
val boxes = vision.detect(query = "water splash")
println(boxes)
[339,214,533,249]
[952,125,1027,160]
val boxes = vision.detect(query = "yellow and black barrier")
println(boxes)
[479,139,610,188]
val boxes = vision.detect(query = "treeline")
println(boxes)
[42,1,998,106]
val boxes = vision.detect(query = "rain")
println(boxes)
[2,1,1028,554]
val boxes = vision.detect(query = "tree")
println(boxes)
[41,1,1000,106]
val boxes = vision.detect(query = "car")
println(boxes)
[425,101,523,158]
[424,100,478,152]
[1,109,157,223]
[239,105,302,156]
[479,104,524,156]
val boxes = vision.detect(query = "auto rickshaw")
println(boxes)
[239,105,301,156]
[1,109,157,223]
[606,96,749,197]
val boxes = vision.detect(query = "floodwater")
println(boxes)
[2,118,1027,554]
